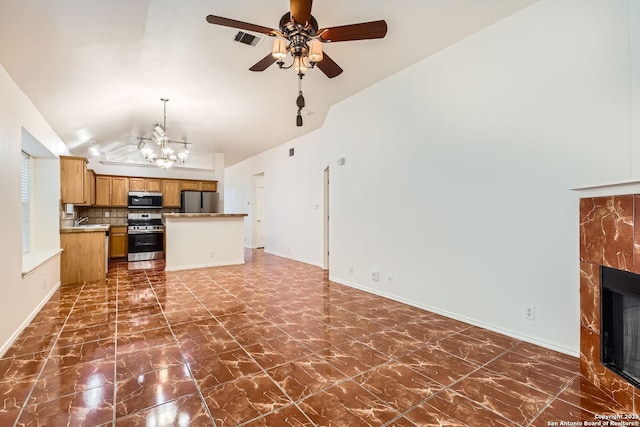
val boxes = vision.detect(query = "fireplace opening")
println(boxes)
[601,266,640,388]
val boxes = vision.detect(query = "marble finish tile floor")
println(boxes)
[0,250,634,426]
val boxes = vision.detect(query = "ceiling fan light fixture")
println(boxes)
[294,56,310,74]
[308,39,323,62]
[271,38,287,59]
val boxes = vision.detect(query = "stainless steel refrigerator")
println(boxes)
[180,191,219,213]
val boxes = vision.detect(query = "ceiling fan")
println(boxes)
[206,0,388,126]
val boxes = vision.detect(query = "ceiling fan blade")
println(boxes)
[290,0,313,25]
[317,20,387,43]
[315,52,343,79]
[249,53,278,72]
[206,15,279,37]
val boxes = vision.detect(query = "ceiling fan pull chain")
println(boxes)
[296,72,305,126]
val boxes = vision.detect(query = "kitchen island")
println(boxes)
[163,213,248,271]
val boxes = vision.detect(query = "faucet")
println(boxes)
[74,217,89,227]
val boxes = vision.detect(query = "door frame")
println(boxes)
[251,173,265,249]
[323,166,329,270]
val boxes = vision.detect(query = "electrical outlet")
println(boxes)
[387,275,393,285]
[42,277,47,290]
[371,271,379,281]
[210,251,214,258]
[524,306,536,321]
[349,266,354,275]
[104,212,110,218]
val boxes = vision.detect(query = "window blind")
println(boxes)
[21,151,30,254]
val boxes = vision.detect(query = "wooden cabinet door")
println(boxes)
[163,180,181,207]
[145,179,162,192]
[109,226,128,259]
[88,170,96,206]
[60,156,86,204]
[95,176,112,206]
[60,232,106,284]
[181,180,199,191]
[129,178,145,192]
[111,177,129,206]
[200,181,217,192]
[76,165,93,206]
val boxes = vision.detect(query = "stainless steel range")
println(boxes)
[127,213,164,261]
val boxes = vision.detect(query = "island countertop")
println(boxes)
[163,213,248,218]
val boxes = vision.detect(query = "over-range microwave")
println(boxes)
[128,192,163,209]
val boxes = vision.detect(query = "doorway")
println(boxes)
[323,167,329,270]
[252,174,265,249]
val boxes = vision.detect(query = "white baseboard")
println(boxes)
[264,250,322,268]
[0,281,61,357]
[165,259,245,272]
[329,276,579,358]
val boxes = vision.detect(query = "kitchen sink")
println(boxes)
[74,224,108,229]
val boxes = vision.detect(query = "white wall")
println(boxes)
[225,0,637,355]
[0,65,67,353]
[225,128,331,265]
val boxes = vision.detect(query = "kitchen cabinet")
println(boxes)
[163,180,181,207]
[130,178,161,192]
[181,180,199,191]
[181,180,218,192]
[60,156,88,204]
[112,177,129,206]
[77,169,95,207]
[129,178,145,192]
[95,176,111,206]
[200,181,217,192]
[88,170,96,205]
[95,176,129,206]
[60,230,106,284]
[145,179,162,192]
[109,226,128,259]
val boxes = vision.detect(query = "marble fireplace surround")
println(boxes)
[580,195,640,412]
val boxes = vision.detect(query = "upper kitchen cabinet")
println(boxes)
[130,178,162,192]
[95,176,129,207]
[77,169,96,207]
[181,180,218,192]
[181,180,199,191]
[163,180,181,207]
[200,181,217,192]
[60,156,88,204]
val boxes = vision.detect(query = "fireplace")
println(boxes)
[601,266,640,389]
[579,195,639,411]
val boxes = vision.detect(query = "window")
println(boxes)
[21,151,30,254]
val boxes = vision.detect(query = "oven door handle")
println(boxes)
[128,230,164,235]
[131,242,162,247]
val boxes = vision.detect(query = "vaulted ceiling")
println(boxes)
[0,0,538,166]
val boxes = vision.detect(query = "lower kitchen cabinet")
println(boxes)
[110,226,128,259]
[60,230,106,284]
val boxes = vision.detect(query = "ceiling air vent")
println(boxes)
[234,31,263,47]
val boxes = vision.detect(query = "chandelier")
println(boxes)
[137,98,190,169]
